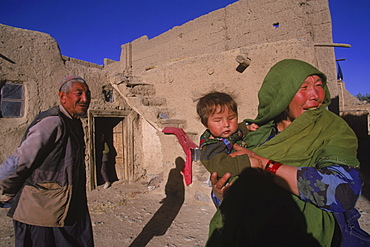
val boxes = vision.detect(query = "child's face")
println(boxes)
[206,106,238,138]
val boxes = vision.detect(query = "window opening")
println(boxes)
[0,82,24,118]
[102,87,114,103]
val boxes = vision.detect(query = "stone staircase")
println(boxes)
[111,79,187,132]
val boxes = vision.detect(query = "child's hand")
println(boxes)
[211,172,232,201]
[247,123,259,131]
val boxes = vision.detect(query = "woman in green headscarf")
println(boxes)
[207,59,363,246]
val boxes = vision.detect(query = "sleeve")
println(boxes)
[200,141,251,177]
[102,142,110,155]
[0,116,62,197]
[297,165,362,213]
[211,191,222,208]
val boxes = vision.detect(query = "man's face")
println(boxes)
[59,81,91,118]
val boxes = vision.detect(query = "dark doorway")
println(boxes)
[94,117,123,186]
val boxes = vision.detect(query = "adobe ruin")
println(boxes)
[0,0,368,196]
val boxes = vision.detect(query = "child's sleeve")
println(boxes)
[238,121,251,135]
[200,142,251,177]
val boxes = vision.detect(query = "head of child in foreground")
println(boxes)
[197,92,238,138]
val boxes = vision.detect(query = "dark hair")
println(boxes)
[196,92,238,126]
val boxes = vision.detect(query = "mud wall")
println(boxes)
[136,39,325,134]
[107,0,339,135]
[113,0,334,79]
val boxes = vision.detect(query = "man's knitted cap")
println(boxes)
[59,75,86,91]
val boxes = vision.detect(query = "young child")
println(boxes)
[196,92,258,179]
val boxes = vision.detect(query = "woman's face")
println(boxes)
[287,75,326,121]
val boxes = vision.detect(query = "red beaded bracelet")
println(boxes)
[265,160,283,174]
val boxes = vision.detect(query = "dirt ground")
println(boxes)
[1,181,370,247]
[1,136,370,247]
[0,179,216,247]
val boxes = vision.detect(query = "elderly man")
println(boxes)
[0,75,93,246]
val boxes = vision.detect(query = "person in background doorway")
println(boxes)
[98,133,112,189]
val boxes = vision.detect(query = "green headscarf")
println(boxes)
[244,59,358,169]
[244,59,332,149]
[248,59,330,126]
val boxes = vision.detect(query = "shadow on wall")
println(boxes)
[329,96,340,115]
[128,157,185,247]
[341,111,369,139]
[340,111,370,200]
[357,135,370,201]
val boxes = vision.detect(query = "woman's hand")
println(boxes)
[230,144,269,169]
[229,144,250,157]
[210,172,232,201]
[230,144,299,195]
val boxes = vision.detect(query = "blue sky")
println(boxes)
[0,0,368,95]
